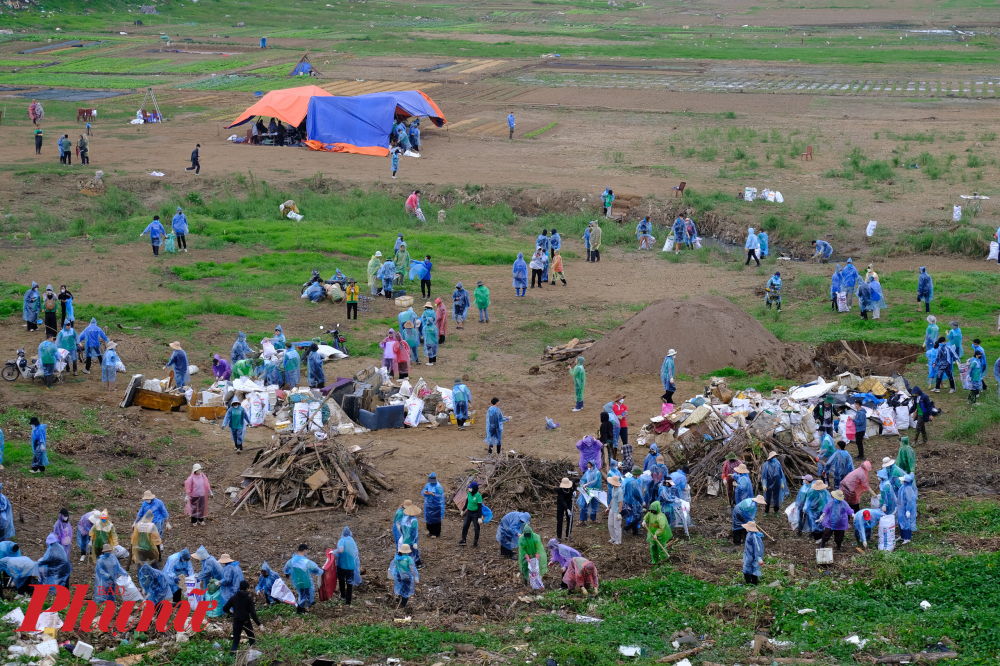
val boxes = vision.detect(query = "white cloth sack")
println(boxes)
[866,220,877,237]
[435,386,454,411]
[987,241,1000,261]
[959,361,973,390]
[404,396,425,427]
[270,578,297,605]
[894,405,910,430]
[785,503,800,530]
[398,379,412,398]
[116,574,144,602]
[837,292,850,312]
[249,393,266,426]
[527,556,544,590]
[877,404,898,436]
[878,513,896,551]
[662,237,674,252]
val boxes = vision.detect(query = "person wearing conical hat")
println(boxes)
[732,495,765,545]
[100,340,121,391]
[88,510,119,566]
[803,480,831,543]
[820,489,855,552]
[185,464,214,526]
[135,489,170,537]
[389,542,419,608]
[219,553,245,606]
[556,478,575,541]
[733,463,753,505]
[741,521,764,585]
[163,341,190,389]
[398,500,423,569]
[94,542,127,602]
[131,510,163,569]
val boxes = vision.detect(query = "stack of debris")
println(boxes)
[452,453,574,516]
[234,436,395,516]
[541,338,594,365]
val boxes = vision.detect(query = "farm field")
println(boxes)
[1,0,1000,665]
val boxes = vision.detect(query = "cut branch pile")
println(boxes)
[452,453,575,516]
[686,426,817,498]
[541,338,594,364]
[234,434,395,518]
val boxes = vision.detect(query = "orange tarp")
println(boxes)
[225,85,332,129]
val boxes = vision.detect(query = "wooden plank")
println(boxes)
[240,468,289,480]
[305,469,329,491]
[120,374,143,409]
[133,389,186,412]
[187,404,228,421]
[262,505,342,519]
[875,653,958,664]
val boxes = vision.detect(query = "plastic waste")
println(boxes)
[545,418,559,429]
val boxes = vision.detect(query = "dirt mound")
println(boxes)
[586,296,814,379]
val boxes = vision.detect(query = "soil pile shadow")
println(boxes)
[586,296,814,379]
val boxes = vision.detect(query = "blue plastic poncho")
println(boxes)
[139,563,172,603]
[484,404,507,449]
[31,423,50,469]
[136,498,170,537]
[869,281,888,310]
[336,527,362,585]
[0,485,13,542]
[660,355,675,392]
[307,350,325,387]
[840,258,859,290]
[165,348,189,388]
[379,260,397,292]
[550,232,561,251]
[857,281,873,313]
[878,475,897,515]
[732,497,759,530]
[231,332,252,366]
[195,546,224,584]
[536,233,551,253]
[453,382,471,420]
[672,217,687,244]
[643,443,660,472]
[0,428,4,470]
[623,476,644,527]
[577,466,602,507]
[829,449,855,488]
[22,282,40,324]
[0,555,39,590]
[758,231,769,257]
[669,469,688,497]
[389,553,418,597]
[141,219,166,242]
[803,487,831,533]
[926,346,938,381]
[101,349,120,384]
[830,264,843,298]
[284,553,322,605]
[761,458,789,506]
[256,561,280,602]
[917,267,933,302]
[947,326,963,359]
[745,228,760,251]
[172,210,189,235]
[854,508,883,545]
[896,474,918,532]
[94,552,127,602]
[283,347,301,388]
[735,474,753,505]
[815,240,833,259]
[0,542,18,560]
[452,284,470,320]
[162,548,194,593]
[56,324,79,353]
[422,475,445,525]
[78,318,109,353]
[220,560,244,605]
[37,536,71,586]
[743,531,764,577]
[423,318,439,359]
[496,511,530,552]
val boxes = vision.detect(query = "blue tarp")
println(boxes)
[306,90,446,156]
[291,62,313,76]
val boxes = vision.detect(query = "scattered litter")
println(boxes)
[575,614,603,623]
[844,635,868,648]
[920,600,932,610]
[2,608,24,625]
[797,608,815,614]
[618,646,642,657]
[545,418,559,429]
[147,171,165,177]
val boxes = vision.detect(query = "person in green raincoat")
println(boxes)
[569,357,586,412]
[516,525,547,584]
[896,436,915,474]
[368,251,384,296]
[642,501,671,565]
[232,358,254,380]
[283,346,301,388]
[473,280,491,323]
[394,243,411,286]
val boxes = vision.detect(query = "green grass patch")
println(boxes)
[939,499,1000,536]
[525,122,558,139]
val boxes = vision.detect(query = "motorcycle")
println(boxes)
[328,324,349,356]
[2,347,40,382]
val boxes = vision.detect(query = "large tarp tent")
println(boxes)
[225,85,331,129]
[304,90,446,156]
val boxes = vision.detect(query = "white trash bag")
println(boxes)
[988,241,1000,262]
[866,220,877,237]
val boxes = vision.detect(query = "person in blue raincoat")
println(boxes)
[760,451,789,514]
[195,545,225,587]
[817,432,835,486]
[0,552,39,594]
[164,341,190,389]
[139,563,173,603]
[219,554,244,606]
[484,397,509,455]
[857,279,873,320]
[94,543,127,602]
[284,544,323,612]
[744,227,761,266]
[803,480,832,542]
[635,217,653,248]
[757,230,769,257]
[140,216,167,256]
[307,343,325,388]
[917,266,933,313]
[221,398,250,453]
[549,228,562,259]
[512,253,528,297]
[452,282,470,329]
[934,337,959,393]
[732,495,764,545]
[660,349,677,405]
[812,239,833,262]
[578,461,602,523]
[828,441,854,487]
[734,463,753,505]
[0,542,19,560]
[765,272,782,311]
[334,527,362,605]
[408,120,421,152]
[972,338,988,391]
[172,206,189,252]
[536,230,551,258]
[741,521,765,585]
[496,511,530,559]
[878,467,897,515]
[255,561,280,605]
[37,533,71,586]
[671,216,687,254]
[283,345,301,389]
[657,479,679,526]
[622,473,644,536]
[792,475,813,534]
[602,401,621,454]
[452,380,471,430]
[389,543,419,608]
[263,358,283,386]
[56,320,79,376]
[231,332,253,367]
[868,278,888,318]
[100,341,120,391]
[896,474,918,544]
[839,258,859,306]
[583,222,593,262]
[643,443,660,472]
[379,259,397,300]
[272,325,286,350]
[162,548,194,602]
[78,318,110,375]
[136,490,170,537]
[854,506,884,549]
[922,315,939,353]
[829,263,843,311]
[22,282,40,332]
[398,502,422,567]
[422,473,445,537]
[422,309,439,365]
[30,417,49,473]
[684,217,698,249]
[947,321,964,358]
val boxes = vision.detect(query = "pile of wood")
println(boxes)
[686,426,817,498]
[452,453,574,516]
[233,435,395,518]
[541,337,594,364]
